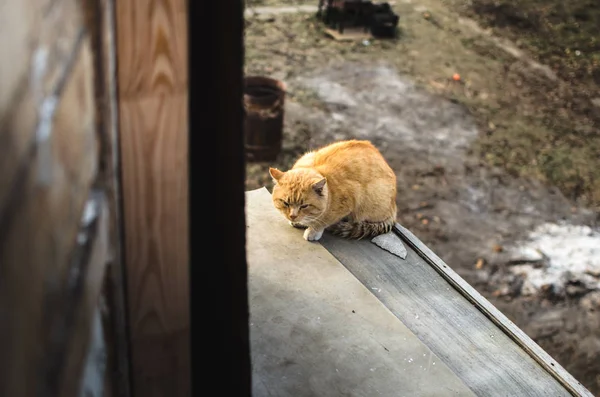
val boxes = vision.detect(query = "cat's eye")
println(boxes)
[282,200,289,207]
[300,204,309,209]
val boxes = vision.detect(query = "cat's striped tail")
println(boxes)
[327,216,396,240]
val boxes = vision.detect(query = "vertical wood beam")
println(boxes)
[114,0,189,395]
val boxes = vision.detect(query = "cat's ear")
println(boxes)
[269,168,285,183]
[312,178,327,196]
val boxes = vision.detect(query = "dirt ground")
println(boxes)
[243,1,600,394]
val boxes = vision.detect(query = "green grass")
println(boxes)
[469,0,600,84]
[464,0,600,208]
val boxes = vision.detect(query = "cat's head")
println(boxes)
[269,167,328,224]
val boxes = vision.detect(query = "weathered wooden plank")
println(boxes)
[0,0,36,123]
[0,0,85,219]
[0,1,99,395]
[319,232,576,396]
[115,0,187,98]
[79,307,108,397]
[118,91,190,396]
[56,192,110,397]
[84,0,132,394]
[0,21,99,397]
[393,224,594,397]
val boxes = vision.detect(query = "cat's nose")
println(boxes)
[289,214,298,220]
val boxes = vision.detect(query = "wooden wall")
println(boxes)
[114,0,190,395]
[0,0,111,396]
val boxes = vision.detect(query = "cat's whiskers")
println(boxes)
[302,216,327,229]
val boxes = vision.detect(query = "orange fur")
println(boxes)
[269,140,397,241]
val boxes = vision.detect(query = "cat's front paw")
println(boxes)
[289,221,308,229]
[303,227,323,241]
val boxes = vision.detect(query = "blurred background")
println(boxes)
[243,0,600,394]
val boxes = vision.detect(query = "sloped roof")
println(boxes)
[246,187,591,397]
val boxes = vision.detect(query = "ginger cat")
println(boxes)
[269,140,397,241]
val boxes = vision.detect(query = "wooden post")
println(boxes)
[114,0,190,395]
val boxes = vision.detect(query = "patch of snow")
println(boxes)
[509,222,600,295]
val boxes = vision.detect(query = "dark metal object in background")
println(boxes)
[243,76,286,162]
[317,0,400,38]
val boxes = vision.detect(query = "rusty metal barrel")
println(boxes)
[243,76,286,162]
